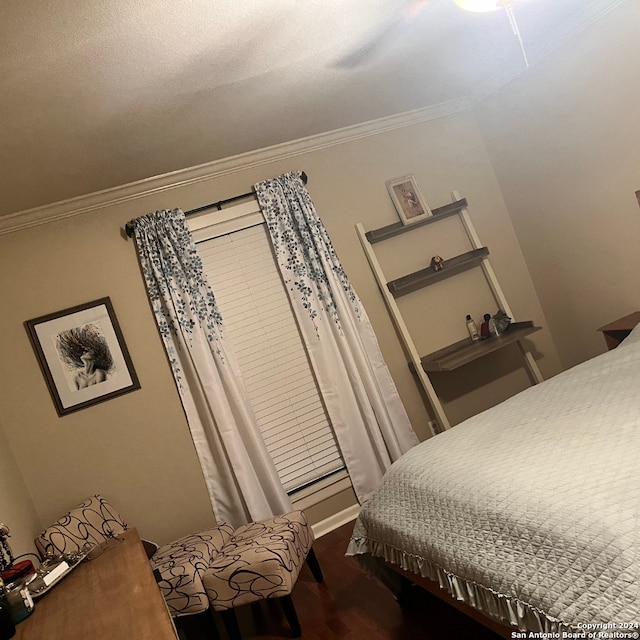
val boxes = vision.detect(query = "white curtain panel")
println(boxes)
[255,172,419,503]
[132,209,291,527]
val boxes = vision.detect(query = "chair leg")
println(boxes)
[200,610,221,640]
[174,610,220,640]
[306,548,323,582]
[220,608,241,640]
[279,595,301,638]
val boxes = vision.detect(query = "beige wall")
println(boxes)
[474,2,640,368]
[0,420,41,557]
[0,207,217,546]
[0,109,559,545]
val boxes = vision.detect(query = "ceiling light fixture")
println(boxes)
[454,0,502,10]
[454,0,529,68]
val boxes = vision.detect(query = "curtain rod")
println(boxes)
[124,171,308,238]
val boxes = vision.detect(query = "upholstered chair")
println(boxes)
[149,525,234,617]
[202,510,323,639]
[36,497,323,639]
[34,494,232,635]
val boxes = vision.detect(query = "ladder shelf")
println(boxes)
[356,192,543,434]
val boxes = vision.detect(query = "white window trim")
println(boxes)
[290,468,352,511]
[189,200,264,241]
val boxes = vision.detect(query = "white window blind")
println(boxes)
[197,222,345,494]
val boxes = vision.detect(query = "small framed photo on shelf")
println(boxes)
[386,175,432,225]
[25,297,140,416]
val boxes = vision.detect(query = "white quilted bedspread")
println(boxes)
[349,328,640,629]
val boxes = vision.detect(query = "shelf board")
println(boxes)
[387,247,489,298]
[414,321,542,372]
[365,198,468,244]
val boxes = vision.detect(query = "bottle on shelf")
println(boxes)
[480,313,491,339]
[466,315,480,342]
[0,578,16,640]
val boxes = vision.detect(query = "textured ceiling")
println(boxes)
[0,0,623,217]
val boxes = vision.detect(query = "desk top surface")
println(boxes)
[14,528,178,640]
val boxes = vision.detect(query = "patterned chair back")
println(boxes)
[34,495,128,558]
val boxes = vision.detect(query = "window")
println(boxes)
[190,203,346,496]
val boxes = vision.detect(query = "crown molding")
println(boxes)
[0,96,471,236]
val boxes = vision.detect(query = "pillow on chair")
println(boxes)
[34,495,127,558]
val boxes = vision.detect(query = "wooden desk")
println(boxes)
[14,529,178,640]
[597,311,640,350]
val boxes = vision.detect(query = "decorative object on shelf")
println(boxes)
[25,297,141,416]
[465,315,480,342]
[0,526,12,575]
[430,255,444,272]
[0,523,35,607]
[480,313,491,339]
[492,309,512,335]
[385,175,432,225]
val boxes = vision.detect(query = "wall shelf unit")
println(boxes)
[356,192,543,434]
[365,198,468,243]
[387,247,489,297]
[415,321,541,373]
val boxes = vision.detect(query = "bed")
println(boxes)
[347,324,640,635]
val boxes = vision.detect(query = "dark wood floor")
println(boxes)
[191,520,504,640]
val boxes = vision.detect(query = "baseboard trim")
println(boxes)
[311,504,361,540]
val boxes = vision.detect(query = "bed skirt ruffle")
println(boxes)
[346,535,573,635]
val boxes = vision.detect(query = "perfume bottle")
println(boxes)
[466,315,480,341]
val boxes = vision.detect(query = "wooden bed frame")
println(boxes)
[382,560,513,639]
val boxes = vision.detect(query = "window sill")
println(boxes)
[290,469,352,511]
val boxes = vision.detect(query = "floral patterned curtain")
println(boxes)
[255,172,419,503]
[132,209,291,527]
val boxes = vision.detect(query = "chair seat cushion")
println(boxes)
[203,510,314,611]
[151,524,234,616]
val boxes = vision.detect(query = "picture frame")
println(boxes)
[385,175,432,225]
[25,297,140,416]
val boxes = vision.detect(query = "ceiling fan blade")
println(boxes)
[335,19,403,68]
[334,0,431,69]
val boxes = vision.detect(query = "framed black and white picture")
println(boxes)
[25,297,140,416]
[386,175,432,225]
